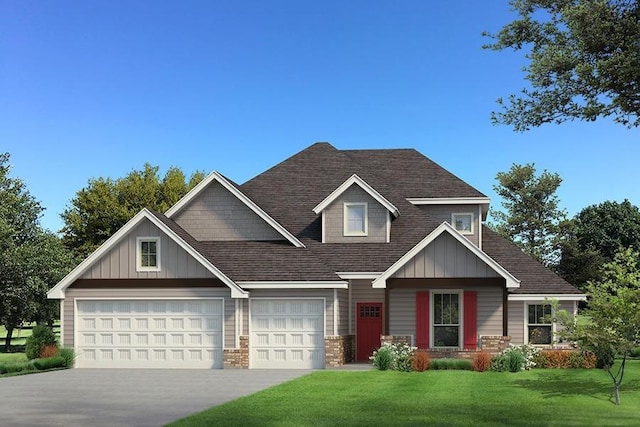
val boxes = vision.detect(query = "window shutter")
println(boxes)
[416,292,430,349]
[463,291,478,350]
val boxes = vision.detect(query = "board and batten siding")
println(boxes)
[244,289,336,335]
[388,285,503,343]
[63,287,235,348]
[416,204,480,246]
[173,182,283,241]
[323,185,388,243]
[391,233,500,279]
[80,219,213,280]
[349,279,385,335]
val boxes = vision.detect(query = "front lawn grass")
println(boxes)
[0,353,27,364]
[169,361,640,427]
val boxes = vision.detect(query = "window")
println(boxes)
[433,292,460,347]
[137,237,160,271]
[344,203,368,236]
[528,304,552,345]
[452,213,473,235]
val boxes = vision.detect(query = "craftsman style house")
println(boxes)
[48,143,584,369]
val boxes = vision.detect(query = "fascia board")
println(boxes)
[313,174,399,217]
[508,294,587,301]
[238,281,348,289]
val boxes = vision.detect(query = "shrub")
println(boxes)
[2,362,30,373]
[370,343,417,372]
[533,350,547,368]
[581,351,597,369]
[371,346,393,370]
[472,352,492,372]
[507,351,525,372]
[429,358,473,371]
[40,344,59,359]
[491,345,539,372]
[412,350,430,372]
[544,350,571,368]
[58,347,75,367]
[25,325,58,360]
[32,356,66,371]
[629,347,640,358]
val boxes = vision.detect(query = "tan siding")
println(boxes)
[64,287,233,348]
[508,300,525,345]
[248,289,335,334]
[416,204,480,246]
[173,182,283,241]
[337,289,349,336]
[80,219,213,280]
[324,185,388,243]
[392,233,500,279]
[389,284,504,346]
[349,279,385,334]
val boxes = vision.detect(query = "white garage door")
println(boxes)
[250,298,325,369]
[76,299,223,369]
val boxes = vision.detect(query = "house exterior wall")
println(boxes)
[387,282,504,345]
[349,279,385,334]
[337,289,349,336]
[416,204,480,246]
[391,233,501,279]
[63,285,234,348]
[173,182,283,241]
[323,185,388,243]
[80,219,214,280]
[508,300,575,346]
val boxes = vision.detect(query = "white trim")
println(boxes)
[524,301,555,346]
[348,280,353,335]
[333,289,338,336]
[235,299,240,348]
[372,221,521,289]
[430,290,463,349]
[321,211,326,243]
[451,213,474,236]
[386,212,391,243]
[337,272,382,280]
[136,237,161,272]
[478,205,483,251]
[59,300,64,345]
[47,209,249,299]
[313,174,399,217]
[407,197,490,219]
[508,294,587,301]
[343,202,368,236]
[165,171,304,248]
[238,281,348,289]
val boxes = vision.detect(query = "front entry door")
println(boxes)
[356,302,383,362]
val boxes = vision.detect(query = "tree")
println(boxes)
[491,163,567,266]
[0,153,75,351]
[558,247,640,405]
[61,164,204,258]
[484,0,640,130]
[558,200,640,289]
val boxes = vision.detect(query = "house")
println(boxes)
[47,142,585,369]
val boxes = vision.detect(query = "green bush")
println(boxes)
[372,346,393,370]
[58,347,75,367]
[32,356,65,370]
[491,345,539,372]
[370,343,417,371]
[25,325,58,360]
[429,358,473,371]
[2,362,30,373]
[508,351,525,372]
[629,347,640,358]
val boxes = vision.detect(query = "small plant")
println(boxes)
[472,352,492,372]
[25,325,58,360]
[40,344,59,359]
[429,358,473,370]
[32,356,66,371]
[412,350,430,372]
[507,351,525,372]
[371,346,393,370]
[630,346,640,358]
[58,347,76,367]
[370,343,417,371]
[491,345,539,372]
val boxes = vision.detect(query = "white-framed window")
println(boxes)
[527,303,552,345]
[344,202,368,236]
[137,237,161,272]
[432,291,461,348]
[452,213,474,235]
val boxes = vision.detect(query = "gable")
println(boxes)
[80,218,214,280]
[391,232,500,279]
[172,181,284,241]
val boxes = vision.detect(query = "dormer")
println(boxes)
[313,174,399,243]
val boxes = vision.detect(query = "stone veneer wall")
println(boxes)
[223,336,249,368]
[380,335,413,346]
[480,336,512,353]
[376,335,512,360]
[325,335,355,367]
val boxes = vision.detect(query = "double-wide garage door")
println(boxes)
[250,299,325,369]
[76,299,223,368]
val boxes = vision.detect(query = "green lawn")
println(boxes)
[0,353,27,364]
[0,322,60,348]
[169,362,640,427]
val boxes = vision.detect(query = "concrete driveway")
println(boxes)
[0,368,311,427]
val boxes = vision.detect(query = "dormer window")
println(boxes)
[344,203,368,236]
[137,237,161,271]
[452,213,473,235]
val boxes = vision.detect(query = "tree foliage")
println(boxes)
[484,0,640,130]
[0,153,75,351]
[491,163,567,266]
[558,199,640,289]
[61,164,205,258]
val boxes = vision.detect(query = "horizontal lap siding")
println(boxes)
[81,219,213,280]
[64,287,234,348]
[350,279,384,334]
[337,289,349,336]
[324,185,387,243]
[508,301,525,345]
[389,285,503,344]
[416,204,480,246]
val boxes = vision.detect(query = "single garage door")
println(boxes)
[250,298,325,369]
[76,299,223,368]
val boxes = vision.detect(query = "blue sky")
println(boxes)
[2,1,638,232]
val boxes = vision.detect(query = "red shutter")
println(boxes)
[416,292,430,349]
[463,291,478,350]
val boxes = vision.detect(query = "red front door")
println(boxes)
[356,302,383,362]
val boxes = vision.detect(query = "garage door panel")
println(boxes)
[76,299,223,369]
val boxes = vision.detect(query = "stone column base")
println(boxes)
[223,335,249,368]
